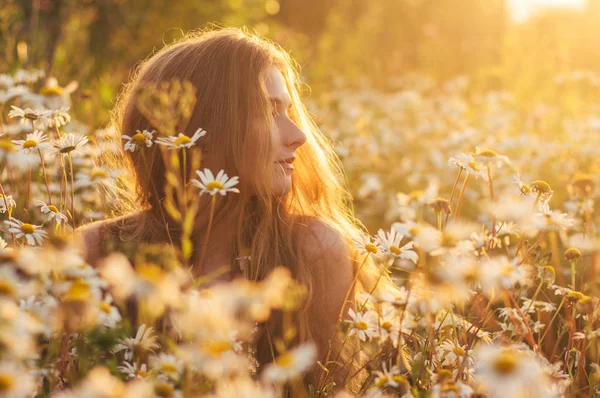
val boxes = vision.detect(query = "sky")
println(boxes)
[508,0,587,21]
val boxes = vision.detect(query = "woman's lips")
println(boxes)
[276,161,294,170]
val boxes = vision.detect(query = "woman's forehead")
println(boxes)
[265,67,291,105]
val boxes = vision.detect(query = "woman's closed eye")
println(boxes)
[271,99,293,118]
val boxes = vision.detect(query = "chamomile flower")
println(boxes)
[474,344,555,398]
[347,308,378,341]
[113,324,160,361]
[376,227,419,263]
[8,105,46,125]
[42,106,71,128]
[261,343,317,383]
[448,152,488,180]
[155,128,206,149]
[191,169,240,196]
[352,233,383,256]
[149,353,183,382]
[0,360,36,397]
[97,294,122,329]
[4,219,47,246]
[11,130,49,153]
[371,363,407,390]
[0,194,17,213]
[36,201,69,225]
[117,361,148,380]
[51,133,89,156]
[473,147,511,168]
[121,129,154,152]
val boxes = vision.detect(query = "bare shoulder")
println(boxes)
[75,220,110,267]
[300,217,352,266]
[298,217,355,320]
[75,211,145,267]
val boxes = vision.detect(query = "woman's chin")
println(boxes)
[272,178,292,197]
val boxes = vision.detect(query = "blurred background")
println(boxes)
[2,0,599,123]
[2,0,600,232]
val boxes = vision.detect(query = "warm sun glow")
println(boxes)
[509,0,587,21]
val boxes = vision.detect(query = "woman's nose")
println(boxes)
[282,118,307,149]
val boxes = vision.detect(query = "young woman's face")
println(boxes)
[265,66,307,196]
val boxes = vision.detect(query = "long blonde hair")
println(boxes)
[105,26,381,385]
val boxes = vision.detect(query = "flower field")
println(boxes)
[1,66,600,398]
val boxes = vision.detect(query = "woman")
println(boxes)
[79,27,379,393]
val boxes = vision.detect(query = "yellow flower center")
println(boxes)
[132,133,147,144]
[206,181,224,191]
[59,146,76,154]
[356,321,368,330]
[530,180,552,194]
[390,245,402,255]
[564,247,582,262]
[136,263,164,286]
[48,205,59,213]
[24,111,39,120]
[161,362,178,374]
[0,140,14,152]
[0,280,16,297]
[90,170,107,179]
[154,382,174,398]
[275,352,294,367]
[20,224,35,234]
[63,279,92,302]
[453,346,466,356]
[381,321,393,331]
[173,135,192,146]
[23,140,38,149]
[205,340,233,358]
[493,350,517,375]
[40,86,63,96]
[375,376,389,388]
[477,149,499,157]
[99,301,112,313]
[365,243,378,254]
[0,373,14,391]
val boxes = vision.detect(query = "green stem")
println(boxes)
[540,296,566,345]
[454,173,471,222]
[196,195,217,277]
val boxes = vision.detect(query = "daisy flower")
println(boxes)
[36,201,69,225]
[0,194,17,213]
[113,324,160,361]
[97,294,122,329]
[11,130,49,153]
[261,343,317,383]
[474,344,554,398]
[42,106,71,128]
[371,363,407,390]
[4,218,47,246]
[352,233,383,256]
[8,105,46,124]
[121,129,154,152]
[473,147,511,168]
[51,133,89,156]
[346,308,378,341]
[117,361,148,380]
[191,169,240,196]
[149,353,184,382]
[376,227,419,263]
[155,128,206,149]
[448,152,488,180]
